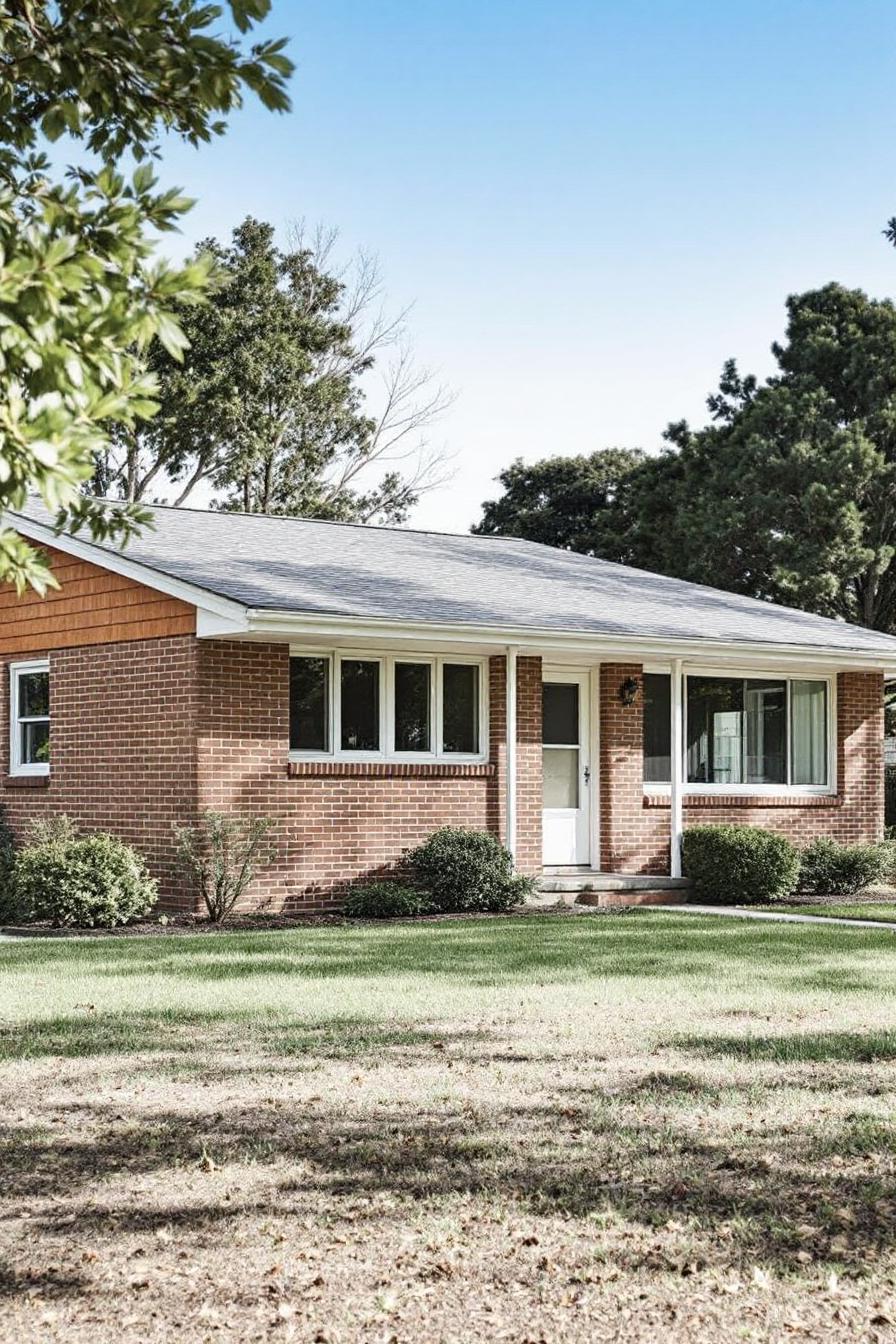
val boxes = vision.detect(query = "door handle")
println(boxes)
[583,765,591,784]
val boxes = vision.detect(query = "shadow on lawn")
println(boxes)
[0,1259,89,1299]
[4,1091,895,1276]
[1,1010,488,1063]
[680,1029,896,1064]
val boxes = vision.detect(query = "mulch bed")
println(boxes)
[0,901,633,938]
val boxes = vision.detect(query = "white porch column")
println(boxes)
[670,658,684,878]
[506,646,518,864]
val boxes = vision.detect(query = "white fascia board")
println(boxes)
[244,609,896,674]
[8,514,248,625]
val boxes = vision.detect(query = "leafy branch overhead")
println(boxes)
[0,0,292,593]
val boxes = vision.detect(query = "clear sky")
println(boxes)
[158,0,896,533]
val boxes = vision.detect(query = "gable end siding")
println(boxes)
[0,543,195,654]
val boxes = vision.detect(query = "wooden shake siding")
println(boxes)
[0,544,195,654]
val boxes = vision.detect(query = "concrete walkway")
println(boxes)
[652,903,896,932]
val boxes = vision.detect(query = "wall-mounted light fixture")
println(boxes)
[618,676,640,707]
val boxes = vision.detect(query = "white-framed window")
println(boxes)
[9,658,50,777]
[289,650,488,763]
[642,667,835,794]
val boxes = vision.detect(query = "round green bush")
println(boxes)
[682,823,800,905]
[409,827,534,913]
[15,828,157,927]
[798,838,889,898]
[342,882,429,920]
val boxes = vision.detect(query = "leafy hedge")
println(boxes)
[408,827,534,913]
[682,824,801,905]
[798,838,890,898]
[343,882,430,920]
[15,817,156,927]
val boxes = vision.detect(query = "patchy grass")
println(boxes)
[1,913,896,1341]
[759,903,896,923]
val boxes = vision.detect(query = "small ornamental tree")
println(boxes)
[176,811,276,923]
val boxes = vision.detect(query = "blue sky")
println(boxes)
[158,0,896,532]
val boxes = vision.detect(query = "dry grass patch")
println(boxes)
[1,914,895,1341]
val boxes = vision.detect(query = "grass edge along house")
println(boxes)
[2,498,895,910]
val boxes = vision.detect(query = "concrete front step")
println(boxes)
[573,888,687,907]
[532,871,691,909]
[538,872,690,892]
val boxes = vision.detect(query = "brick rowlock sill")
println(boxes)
[286,761,496,779]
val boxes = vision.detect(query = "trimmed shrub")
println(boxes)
[798,838,890,898]
[409,827,535,913]
[0,804,19,923]
[175,811,276,923]
[682,824,800,905]
[15,820,157,927]
[343,882,430,920]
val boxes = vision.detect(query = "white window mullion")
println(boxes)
[385,657,395,757]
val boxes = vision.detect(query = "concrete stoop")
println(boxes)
[532,870,691,909]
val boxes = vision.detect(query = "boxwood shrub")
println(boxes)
[798,838,890,898]
[409,827,535,913]
[343,882,430,920]
[15,818,157,927]
[682,823,800,905]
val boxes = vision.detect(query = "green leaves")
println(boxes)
[0,1,292,592]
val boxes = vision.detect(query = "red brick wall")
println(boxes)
[599,664,884,875]
[194,643,543,911]
[2,636,883,911]
[599,663,647,871]
[0,637,198,901]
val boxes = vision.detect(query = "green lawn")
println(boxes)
[759,903,896,923]
[2,913,896,1341]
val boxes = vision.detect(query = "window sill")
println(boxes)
[4,774,50,789]
[643,792,840,809]
[287,760,495,779]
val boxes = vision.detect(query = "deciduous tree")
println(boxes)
[95,217,453,524]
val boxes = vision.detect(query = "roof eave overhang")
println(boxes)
[236,608,896,675]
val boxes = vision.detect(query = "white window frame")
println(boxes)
[9,658,50,778]
[288,648,489,764]
[642,663,837,797]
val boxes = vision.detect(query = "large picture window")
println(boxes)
[289,652,486,761]
[10,659,50,776]
[642,671,831,790]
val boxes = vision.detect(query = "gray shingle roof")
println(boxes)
[13,499,896,657]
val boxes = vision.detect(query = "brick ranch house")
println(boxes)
[3,499,896,910]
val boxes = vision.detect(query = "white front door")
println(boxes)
[542,672,591,866]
